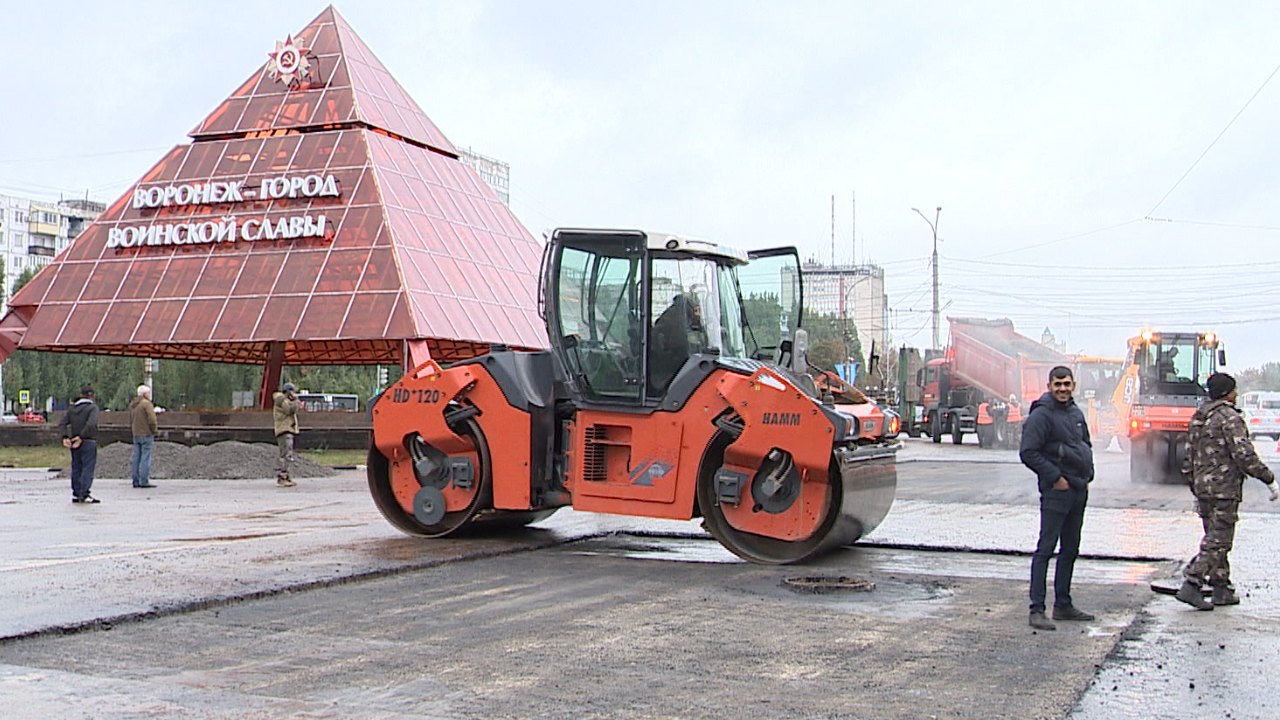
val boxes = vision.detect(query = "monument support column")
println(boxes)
[404,339,432,372]
[259,341,286,409]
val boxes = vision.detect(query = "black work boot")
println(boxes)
[1029,611,1056,631]
[1212,585,1240,606]
[1175,580,1214,611]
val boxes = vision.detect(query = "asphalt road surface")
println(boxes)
[1,437,1278,719]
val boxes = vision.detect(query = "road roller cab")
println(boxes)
[368,228,899,564]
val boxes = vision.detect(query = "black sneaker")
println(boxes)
[1029,612,1057,631]
[137,484,157,489]
[1052,606,1096,622]
[71,497,83,504]
[81,495,101,504]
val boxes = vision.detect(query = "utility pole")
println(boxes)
[911,206,942,351]
[830,194,836,266]
[851,191,856,265]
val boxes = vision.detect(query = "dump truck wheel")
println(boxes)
[992,421,1008,448]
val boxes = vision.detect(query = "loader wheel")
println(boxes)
[1129,437,1152,483]
[696,431,841,565]
[1158,437,1190,485]
[366,420,493,537]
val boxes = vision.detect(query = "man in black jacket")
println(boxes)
[59,384,101,504]
[1019,365,1095,630]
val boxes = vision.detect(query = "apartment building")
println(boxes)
[0,194,104,305]
[802,262,888,364]
[0,194,103,413]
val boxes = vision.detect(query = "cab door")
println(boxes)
[739,247,803,365]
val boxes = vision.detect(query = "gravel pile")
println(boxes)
[59,440,338,480]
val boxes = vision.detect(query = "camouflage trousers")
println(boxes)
[276,432,295,480]
[1184,497,1239,587]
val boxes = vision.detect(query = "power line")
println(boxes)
[1143,216,1280,232]
[973,219,1143,259]
[1146,59,1280,217]
[941,254,1280,272]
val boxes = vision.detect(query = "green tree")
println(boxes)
[288,365,384,406]
[153,359,261,410]
[1237,362,1280,392]
[738,292,866,382]
[742,292,783,359]
[802,311,865,383]
[11,265,36,297]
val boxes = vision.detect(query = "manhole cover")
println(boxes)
[782,575,875,594]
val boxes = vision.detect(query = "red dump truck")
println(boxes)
[917,317,1071,448]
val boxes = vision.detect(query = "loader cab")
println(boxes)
[1073,357,1124,402]
[540,228,803,407]
[1132,331,1223,399]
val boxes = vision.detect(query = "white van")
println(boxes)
[1239,391,1280,440]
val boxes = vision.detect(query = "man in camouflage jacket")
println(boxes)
[1174,372,1279,610]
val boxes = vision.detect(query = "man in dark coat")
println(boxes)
[1019,365,1095,631]
[649,294,704,394]
[59,384,101,504]
[1174,372,1278,610]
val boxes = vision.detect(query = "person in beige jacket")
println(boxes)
[129,385,159,489]
[273,382,300,487]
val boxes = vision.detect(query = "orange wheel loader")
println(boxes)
[367,228,900,564]
[1116,329,1226,483]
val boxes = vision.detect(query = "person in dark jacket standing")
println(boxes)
[1173,372,1278,610]
[1019,365,1095,630]
[129,384,159,489]
[59,385,101,504]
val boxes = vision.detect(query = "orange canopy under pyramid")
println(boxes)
[0,5,548,404]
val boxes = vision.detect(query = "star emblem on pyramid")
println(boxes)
[266,34,314,87]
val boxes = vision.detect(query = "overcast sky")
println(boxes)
[2,1,1279,368]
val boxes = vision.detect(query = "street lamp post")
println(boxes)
[911,206,942,351]
[840,275,865,384]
